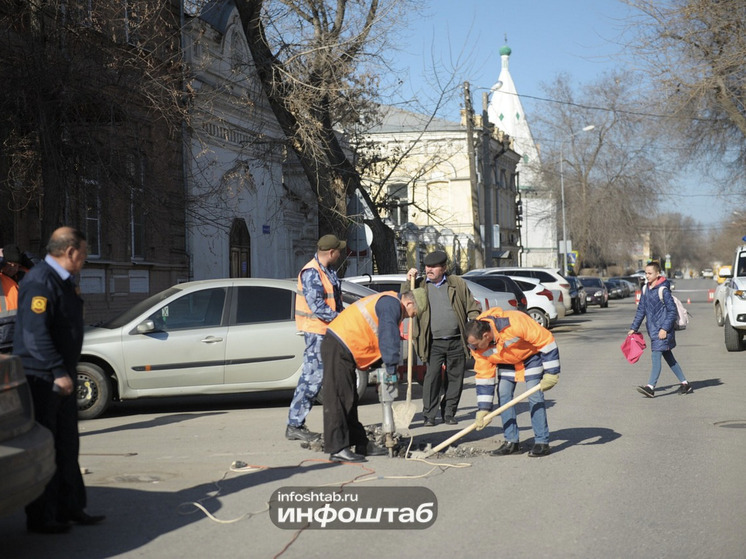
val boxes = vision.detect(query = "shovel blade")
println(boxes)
[392,401,417,431]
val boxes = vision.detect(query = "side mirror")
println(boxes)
[136,320,156,334]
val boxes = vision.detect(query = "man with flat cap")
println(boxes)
[286,234,346,443]
[404,250,480,426]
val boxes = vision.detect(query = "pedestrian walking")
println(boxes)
[321,289,425,462]
[13,227,105,533]
[286,234,346,443]
[464,307,561,457]
[403,250,480,426]
[628,261,692,397]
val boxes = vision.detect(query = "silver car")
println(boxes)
[76,278,373,419]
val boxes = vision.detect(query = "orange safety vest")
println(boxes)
[328,291,400,370]
[294,258,339,334]
[0,273,18,312]
[471,307,555,382]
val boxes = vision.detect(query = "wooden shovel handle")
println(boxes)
[406,275,415,401]
[423,384,543,457]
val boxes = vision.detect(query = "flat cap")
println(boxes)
[317,234,346,251]
[423,250,447,267]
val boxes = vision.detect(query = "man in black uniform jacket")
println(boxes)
[13,227,105,534]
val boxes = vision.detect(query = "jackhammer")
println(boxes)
[377,367,399,458]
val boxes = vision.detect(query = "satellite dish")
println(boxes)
[347,223,373,253]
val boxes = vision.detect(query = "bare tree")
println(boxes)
[235,0,417,272]
[0,0,187,253]
[627,0,746,202]
[532,72,668,271]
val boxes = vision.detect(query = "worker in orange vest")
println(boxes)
[321,289,426,462]
[286,234,346,443]
[465,307,561,457]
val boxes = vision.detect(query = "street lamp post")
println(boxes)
[560,124,595,276]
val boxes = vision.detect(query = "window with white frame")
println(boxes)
[387,183,408,226]
[126,154,145,259]
[83,179,101,258]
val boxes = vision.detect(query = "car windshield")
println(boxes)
[579,277,603,288]
[97,287,181,329]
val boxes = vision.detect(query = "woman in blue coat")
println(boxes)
[627,261,692,397]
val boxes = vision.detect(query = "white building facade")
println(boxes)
[488,45,559,269]
[183,1,317,281]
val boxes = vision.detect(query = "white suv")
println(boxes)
[465,267,571,313]
[719,245,746,351]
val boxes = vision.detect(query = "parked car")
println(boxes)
[505,276,558,329]
[718,246,746,351]
[76,278,375,419]
[578,276,609,307]
[564,276,587,314]
[0,354,55,517]
[465,267,572,312]
[453,274,528,312]
[604,280,624,299]
[605,277,632,298]
[702,268,714,279]
[618,274,644,289]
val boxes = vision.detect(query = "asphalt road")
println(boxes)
[2,279,745,558]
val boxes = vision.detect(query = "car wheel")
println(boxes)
[527,308,549,329]
[76,362,112,420]
[724,317,745,352]
[316,368,369,404]
[714,303,725,327]
[580,301,587,314]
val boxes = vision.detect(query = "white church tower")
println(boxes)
[487,44,559,269]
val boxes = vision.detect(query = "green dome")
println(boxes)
[499,45,512,56]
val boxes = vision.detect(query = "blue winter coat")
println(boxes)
[630,278,677,351]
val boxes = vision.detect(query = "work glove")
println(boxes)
[540,373,559,392]
[474,410,492,431]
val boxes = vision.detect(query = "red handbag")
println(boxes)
[621,333,646,364]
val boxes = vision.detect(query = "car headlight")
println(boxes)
[734,289,746,301]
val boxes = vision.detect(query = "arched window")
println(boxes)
[230,219,251,277]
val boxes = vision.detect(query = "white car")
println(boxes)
[76,278,374,419]
[464,267,571,313]
[505,276,558,329]
[718,246,746,351]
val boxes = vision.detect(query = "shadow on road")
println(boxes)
[652,377,724,398]
[0,458,340,559]
[80,411,228,437]
[548,426,622,455]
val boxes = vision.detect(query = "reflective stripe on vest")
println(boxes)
[328,291,398,370]
[294,258,338,334]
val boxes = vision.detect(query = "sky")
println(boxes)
[384,0,724,230]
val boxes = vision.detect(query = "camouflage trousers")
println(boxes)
[287,332,324,427]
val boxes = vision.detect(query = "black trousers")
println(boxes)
[25,375,86,526]
[321,335,368,455]
[422,338,466,421]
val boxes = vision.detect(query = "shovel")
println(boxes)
[408,383,543,460]
[392,276,417,431]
